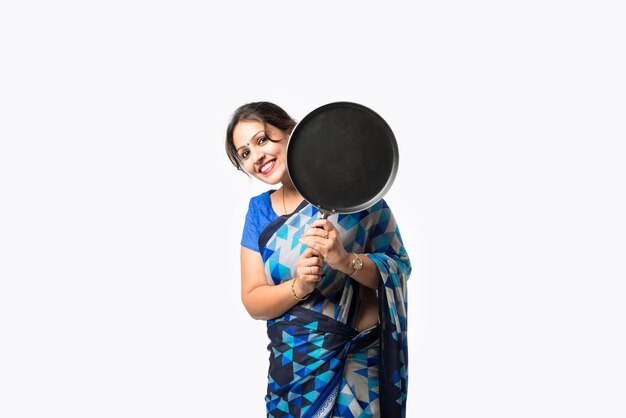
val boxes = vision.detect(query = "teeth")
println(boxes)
[260,161,274,173]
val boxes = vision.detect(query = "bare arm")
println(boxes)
[240,246,323,320]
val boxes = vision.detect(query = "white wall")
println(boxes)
[1,1,624,417]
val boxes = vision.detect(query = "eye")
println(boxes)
[257,136,268,145]
[239,149,250,160]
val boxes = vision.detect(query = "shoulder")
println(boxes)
[336,198,391,229]
[241,190,277,252]
[244,189,280,228]
[247,190,274,211]
[249,189,273,204]
[365,198,391,215]
[359,198,396,228]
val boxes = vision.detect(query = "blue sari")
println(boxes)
[245,192,411,418]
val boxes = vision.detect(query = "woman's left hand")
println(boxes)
[299,219,349,273]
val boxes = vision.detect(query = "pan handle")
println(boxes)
[317,207,335,220]
[314,207,335,260]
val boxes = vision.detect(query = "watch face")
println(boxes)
[353,256,363,269]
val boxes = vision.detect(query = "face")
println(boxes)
[232,120,290,184]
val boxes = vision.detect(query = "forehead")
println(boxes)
[233,120,265,148]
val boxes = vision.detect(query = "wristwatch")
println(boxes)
[349,253,363,276]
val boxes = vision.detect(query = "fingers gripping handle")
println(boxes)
[314,207,335,259]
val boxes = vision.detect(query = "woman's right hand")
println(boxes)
[295,247,324,297]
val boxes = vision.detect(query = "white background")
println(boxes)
[1,1,624,417]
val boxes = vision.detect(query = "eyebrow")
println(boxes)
[236,130,266,152]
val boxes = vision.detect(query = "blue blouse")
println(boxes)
[240,190,279,252]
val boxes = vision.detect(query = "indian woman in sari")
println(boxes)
[226,102,411,418]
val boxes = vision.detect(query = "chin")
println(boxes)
[254,173,281,185]
[262,178,283,186]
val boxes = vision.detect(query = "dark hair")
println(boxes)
[225,102,297,171]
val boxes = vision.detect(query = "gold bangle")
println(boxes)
[291,278,310,301]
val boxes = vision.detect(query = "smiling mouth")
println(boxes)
[259,159,276,175]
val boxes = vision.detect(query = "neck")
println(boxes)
[280,179,298,196]
[280,183,302,215]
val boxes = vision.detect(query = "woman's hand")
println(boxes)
[295,247,324,297]
[299,219,350,274]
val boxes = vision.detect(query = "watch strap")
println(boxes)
[349,253,362,276]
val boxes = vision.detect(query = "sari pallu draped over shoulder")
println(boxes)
[258,199,411,418]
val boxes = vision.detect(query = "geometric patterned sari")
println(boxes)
[258,199,411,418]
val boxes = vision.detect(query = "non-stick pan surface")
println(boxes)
[287,102,399,215]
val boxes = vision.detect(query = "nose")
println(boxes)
[251,147,265,164]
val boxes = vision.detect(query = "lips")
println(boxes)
[259,159,276,175]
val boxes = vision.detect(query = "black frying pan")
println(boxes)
[286,102,399,219]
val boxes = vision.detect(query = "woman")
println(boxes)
[226,101,411,418]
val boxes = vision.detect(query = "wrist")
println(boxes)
[338,252,353,275]
[342,252,364,276]
[292,278,313,300]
